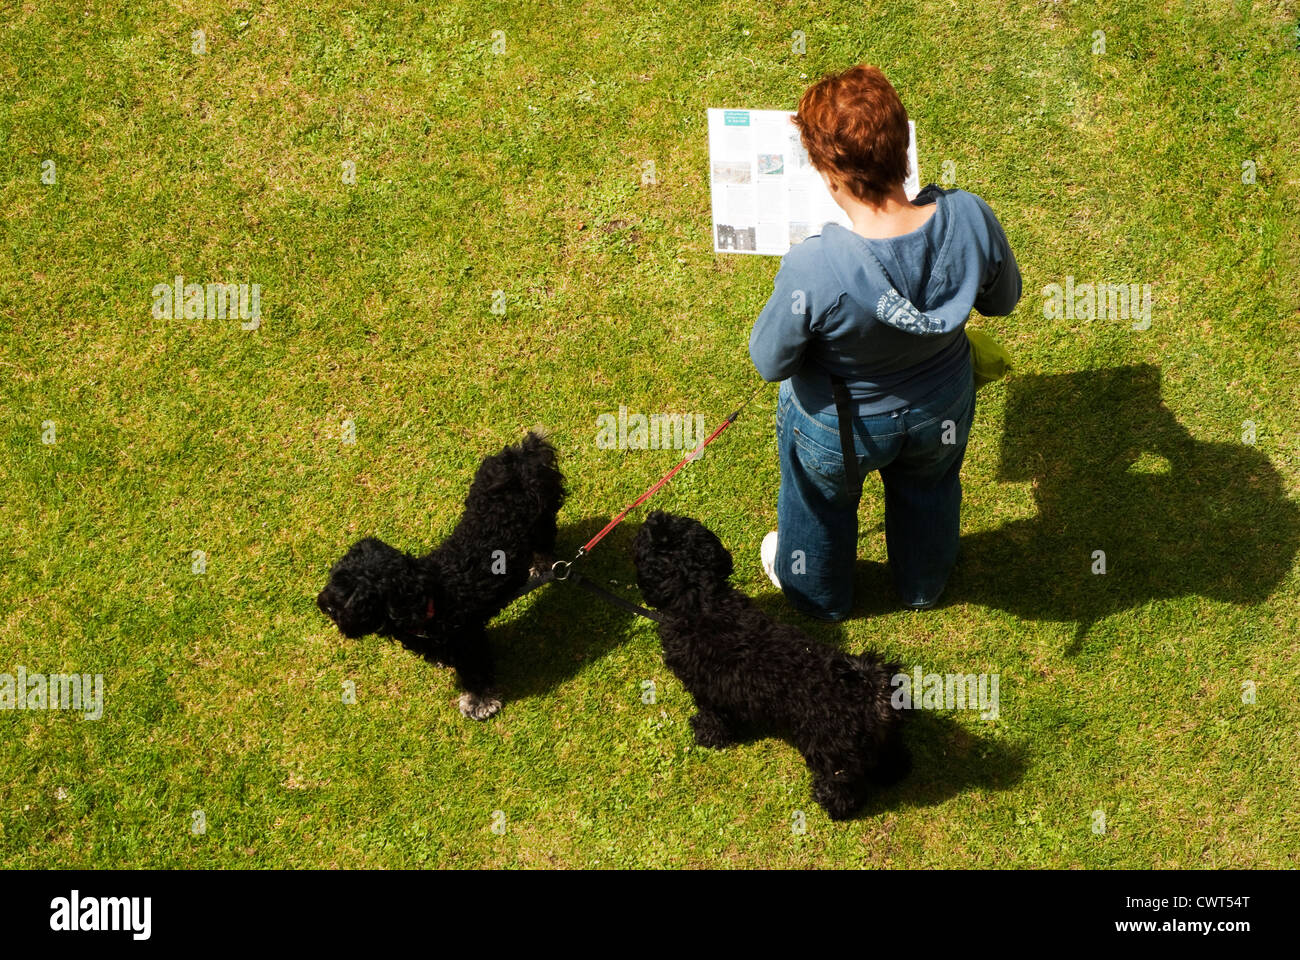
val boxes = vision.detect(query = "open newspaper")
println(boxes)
[707,108,919,255]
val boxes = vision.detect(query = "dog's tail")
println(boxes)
[518,428,555,459]
[847,652,906,726]
[850,653,911,784]
[512,429,567,511]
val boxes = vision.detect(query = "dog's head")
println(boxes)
[632,511,734,613]
[316,537,428,639]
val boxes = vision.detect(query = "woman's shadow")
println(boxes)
[854,364,1300,652]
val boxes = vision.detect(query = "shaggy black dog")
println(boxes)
[317,431,565,720]
[632,511,910,819]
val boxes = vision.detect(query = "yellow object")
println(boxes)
[967,328,1012,388]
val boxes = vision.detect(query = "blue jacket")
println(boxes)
[748,185,1021,414]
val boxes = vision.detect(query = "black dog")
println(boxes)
[317,431,565,719]
[632,511,910,819]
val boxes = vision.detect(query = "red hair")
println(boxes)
[793,65,911,206]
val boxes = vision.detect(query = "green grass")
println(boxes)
[2,0,1298,868]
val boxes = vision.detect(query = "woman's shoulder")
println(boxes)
[779,232,830,272]
[915,184,983,215]
[924,186,1006,226]
[915,187,1011,256]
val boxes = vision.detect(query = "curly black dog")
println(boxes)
[632,511,910,819]
[317,430,565,720]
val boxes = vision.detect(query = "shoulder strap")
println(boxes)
[829,374,862,490]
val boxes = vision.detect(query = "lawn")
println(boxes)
[1,0,1298,868]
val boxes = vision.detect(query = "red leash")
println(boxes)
[552,383,765,580]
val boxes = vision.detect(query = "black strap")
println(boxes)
[505,564,665,623]
[508,568,555,603]
[829,375,861,490]
[569,570,666,623]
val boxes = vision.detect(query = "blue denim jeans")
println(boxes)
[774,367,976,619]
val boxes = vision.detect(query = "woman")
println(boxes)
[750,65,1021,620]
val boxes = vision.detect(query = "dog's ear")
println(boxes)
[385,563,431,632]
[641,510,669,541]
[633,512,673,564]
[360,541,426,632]
[633,515,689,610]
[680,518,733,587]
[710,533,734,584]
[352,536,402,563]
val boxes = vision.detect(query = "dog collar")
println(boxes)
[425,599,435,620]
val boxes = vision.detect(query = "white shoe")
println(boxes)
[760,531,781,588]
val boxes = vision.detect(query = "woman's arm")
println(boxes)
[972,196,1022,317]
[749,249,823,382]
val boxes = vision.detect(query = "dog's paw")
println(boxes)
[458,692,502,721]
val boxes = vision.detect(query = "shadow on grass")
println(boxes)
[490,521,1027,811]
[492,515,649,701]
[855,711,1028,818]
[852,364,1300,652]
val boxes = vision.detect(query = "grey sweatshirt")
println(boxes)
[748,185,1021,414]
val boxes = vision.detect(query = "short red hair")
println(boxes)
[793,65,911,206]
